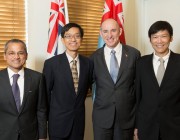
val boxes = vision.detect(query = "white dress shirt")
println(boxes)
[7,68,24,104]
[153,50,170,76]
[104,42,122,73]
[66,52,80,77]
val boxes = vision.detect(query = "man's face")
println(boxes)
[150,30,172,57]
[4,42,27,73]
[100,19,122,49]
[61,27,82,54]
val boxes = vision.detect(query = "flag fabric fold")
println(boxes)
[47,0,69,58]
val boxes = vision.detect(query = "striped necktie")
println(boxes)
[71,60,79,93]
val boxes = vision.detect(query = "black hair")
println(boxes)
[4,39,27,54]
[61,23,84,38]
[148,21,173,38]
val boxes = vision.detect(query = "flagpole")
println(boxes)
[64,0,69,24]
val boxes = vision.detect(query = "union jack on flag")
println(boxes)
[98,0,126,48]
[47,0,69,58]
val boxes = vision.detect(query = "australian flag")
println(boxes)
[47,0,69,58]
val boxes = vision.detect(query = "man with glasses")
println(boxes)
[43,23,93,140]
[0,39,47,140]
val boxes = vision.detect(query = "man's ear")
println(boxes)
[170,36,173,42]
[26,53,28,60]
[119,28,122,36]
[61,37,65,45]
[99,29,102,37]
[4,53,6,61]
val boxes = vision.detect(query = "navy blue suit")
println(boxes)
[0,68,47,140]
[43,53,93,140]
[136,51,180,140]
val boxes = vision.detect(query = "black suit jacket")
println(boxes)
[0,68,47,140]
[91,44,140,129]
[136,51,180,140]
[43,53,93,138]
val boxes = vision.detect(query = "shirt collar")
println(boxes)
[105,42,122,55]
[66,52,79,63]
[153,50,171,62]
[7,67,24,79]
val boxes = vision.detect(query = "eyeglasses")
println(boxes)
[64,34,81,40]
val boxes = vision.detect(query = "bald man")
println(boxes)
[90,18,140,140]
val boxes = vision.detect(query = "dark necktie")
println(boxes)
[71,60,79,93]
[156,58,165,85]
[110,50,119,83]
[12,74,21,112]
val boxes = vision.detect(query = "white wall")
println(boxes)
[27,0,180,139]
[26,0,50,71]
[135,0,180,55]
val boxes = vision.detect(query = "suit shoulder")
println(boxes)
[45,54,62,63]
[141,54,151,58]
[171,52,180,57]
[24,68,42,77]
[90,47,103,59]
[79,54,89,60]
[79,54,93,66]
[137,54,152,64]
[0,68,7,73]
[43,54,64,68]
[0,68,7,77]
[124,45,140,54]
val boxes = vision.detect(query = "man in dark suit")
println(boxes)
[0,39,47,140]
[90,18,140,140]
[43,23,93,140]
[135,21,180,140]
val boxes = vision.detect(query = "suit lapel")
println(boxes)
[60,53,76,97]
[146,54,160,88]
[161,52,176,87]
[98,47,114,83]
[19,68,31,113]
[116,45,128,83]
[1,69,18,112]
[77,55,84,95]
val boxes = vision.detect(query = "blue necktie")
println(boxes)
[12,74,21,112]
[110,50,119,83]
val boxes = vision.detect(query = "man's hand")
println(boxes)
[134,128,139,140]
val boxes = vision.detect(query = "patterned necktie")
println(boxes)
[12,74,21,112]
[110,50,119,83]
[156,57,165,85]
[71,60,79,93]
